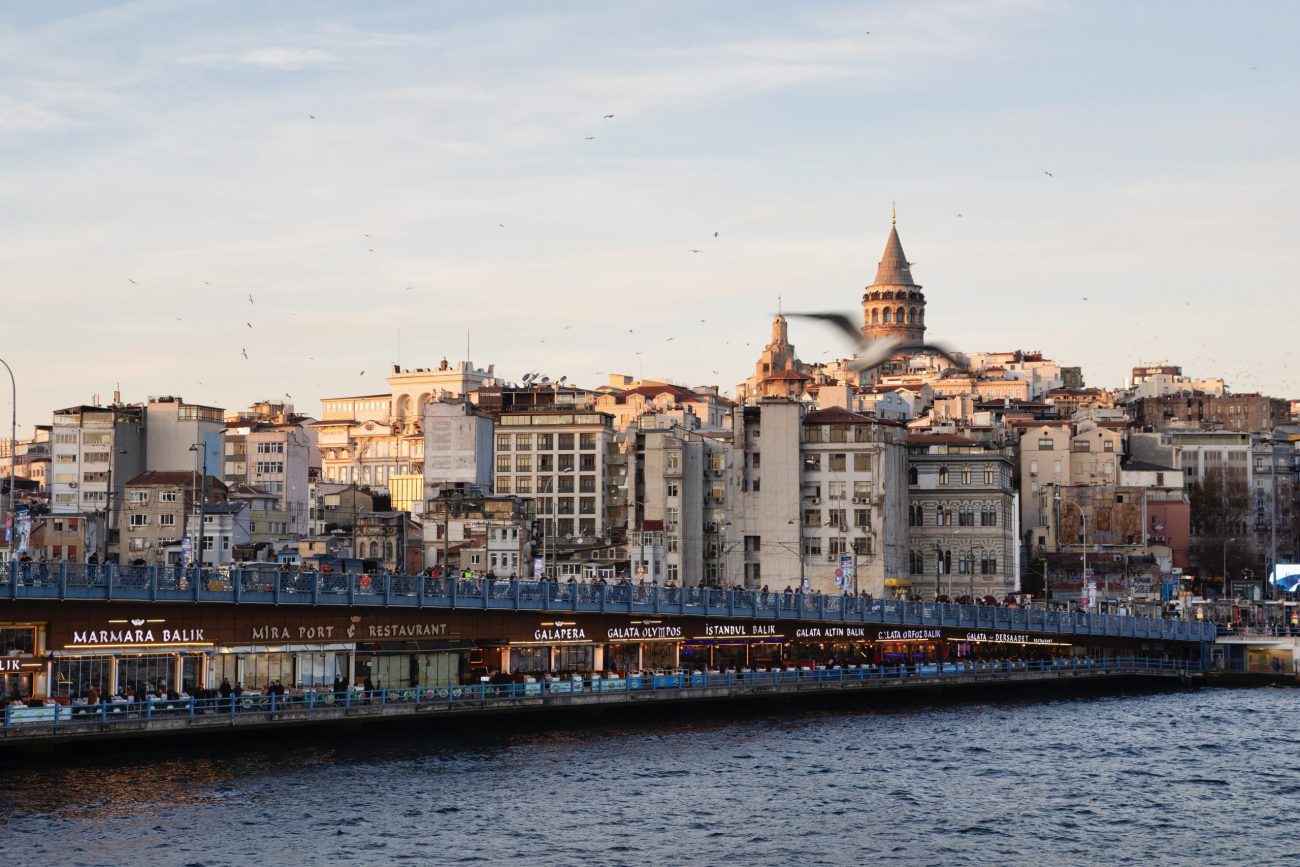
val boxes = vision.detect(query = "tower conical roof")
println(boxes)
[872,225,916,287]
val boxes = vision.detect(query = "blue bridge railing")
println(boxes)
[2,656,1200,732]
[2,561,1217,643]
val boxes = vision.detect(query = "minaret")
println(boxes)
[861,207,926,343]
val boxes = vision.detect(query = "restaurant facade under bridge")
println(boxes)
[1,597,1207,702]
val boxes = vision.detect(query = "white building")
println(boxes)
[144,396,225,472]
[50,403,146,561]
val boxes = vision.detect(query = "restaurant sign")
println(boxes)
[606,624,683,641]
[959,631,1058,645]
[700,623,779,638]
[69,618,208,647]
[794,626,869,639]
[877,628,941,641]
[1,658,26,673]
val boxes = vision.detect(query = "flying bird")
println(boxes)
[248,294,254,304]
[128,278,137,285]
[688,249,702,253]
[585,136,595,141]
[1044,171,1053,177]
[246,322,253,328]
[359,370,365,376]
[603,114,614,119]
[309,115,316,119]
[241,348,248,359]
[713,232,718,237]
[782,311,967,374]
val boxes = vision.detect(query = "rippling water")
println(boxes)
[3,687,1299,866]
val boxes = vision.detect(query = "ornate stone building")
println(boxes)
[862,213,926,344]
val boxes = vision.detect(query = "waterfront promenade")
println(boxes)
[4,562,1215,643]
[1,656,1197,747]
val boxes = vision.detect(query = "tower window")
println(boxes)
[882,309,892,323]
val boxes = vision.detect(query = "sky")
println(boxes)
[2,0,1299,435]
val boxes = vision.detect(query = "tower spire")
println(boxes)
[891,201,896,226]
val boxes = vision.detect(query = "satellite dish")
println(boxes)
[558,376,567,384]
[540,376,550,384]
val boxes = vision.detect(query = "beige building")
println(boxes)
[799,407,909,596]
[122,471,228,565]
[317,359,495,489]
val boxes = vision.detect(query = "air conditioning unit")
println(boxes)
[839,526,848,533]
[704,523,717,533]
[851,497,861,504]
[826,555,836,562]
[811,497,821,504]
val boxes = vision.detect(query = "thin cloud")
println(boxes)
[185,46,336,70]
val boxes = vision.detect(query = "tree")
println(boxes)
[1188,466,1254,592]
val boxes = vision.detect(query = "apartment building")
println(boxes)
[122,471,228,565]
[143,396,224,472]
[49,403,146,561]
[905,433,1019,600]
[732,399,803,590]
[799,407,908,596]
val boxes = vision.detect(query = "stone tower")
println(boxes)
[861,211,925,344]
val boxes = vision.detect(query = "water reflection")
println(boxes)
[2,690,1299,866]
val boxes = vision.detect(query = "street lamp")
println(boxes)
[189,443,208,568]
[1056,493,1088,608]
[0,358,14,567]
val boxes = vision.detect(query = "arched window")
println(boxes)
[961,465,971,484]
[958,550,972,574]
[368,541,379,558]
[908,306,917,323]
[908,467,918,485]
[871,308,879,325]
[896,306,905,323]
[981,552,997,574]
[941,550,952,574]
[384,541,394,560]
[939,466,949,485]
[882,308,892,323]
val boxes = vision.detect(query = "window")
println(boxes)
[829,537,847,557]
[961,466,971,485]
[515,454,532,473]
[804,509,820,528]
[804,454,821,472]
[666,483,679,498]
[985,467,995,485]
[255,461,284,474]
[1103,440,1114,452]
[958,507,974,527]
[128,490,148,503]
[579,454,597,472]
[939,466,949,485]
[958,551,972,574]
[496,455,511,472]
[515,476,533,494]
[497,435,512,452]
[666,451,681,471]
[829,454,847,472]
[828,481,847,500]
[828,508,847,529]
[579,476,595,493]
[159,490,178,502]
[665,507,679,531]
[1037,437,1054,450]
[579,497,595,515]
[579,433,596,450]
[853,453,872,472]
[909,550,923,575]
[557,433,575,451]
[558,454,575,472]
[256,442,285,454]
[908,504,923,526]
[936,506,952,527]
[805,537,822,557]
[908,467,918,485]
[159,514,176,527]
[515,434,532,451]
[750,453,761,469]
[981,552,998,575]
[128,514,148,527]
[854,508,870,527]
[537,434,554,450]
[981,506,998,527]
[496,475,511,494]
[558,476,574,493]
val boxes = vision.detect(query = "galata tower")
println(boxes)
[861,209,925,344]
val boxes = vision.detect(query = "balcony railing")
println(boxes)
[1,562,1217,643]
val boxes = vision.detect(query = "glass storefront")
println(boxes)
[510,646,549,674]
[51,657,109,699]
[117,654,177,694]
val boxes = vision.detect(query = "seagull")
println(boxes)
[285,392,292,398]
[1044,171,1053,177]
[713,232,718,237]
[241,348,248,360]
[782,311,967,374]
[603,114,614,119]
[248,294,254,305]
[498,223,504,228]
[688,249,702,253]
[128,278,137,285]
[585,136,595,141]
[359,370,365,376]
[246,322,253,328]
[405,286,413,291]
[667,337,674,342]
[309,115,316,119]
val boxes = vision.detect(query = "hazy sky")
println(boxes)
[3,0,1298,434]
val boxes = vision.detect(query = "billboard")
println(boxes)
[1269,565,1300,593]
